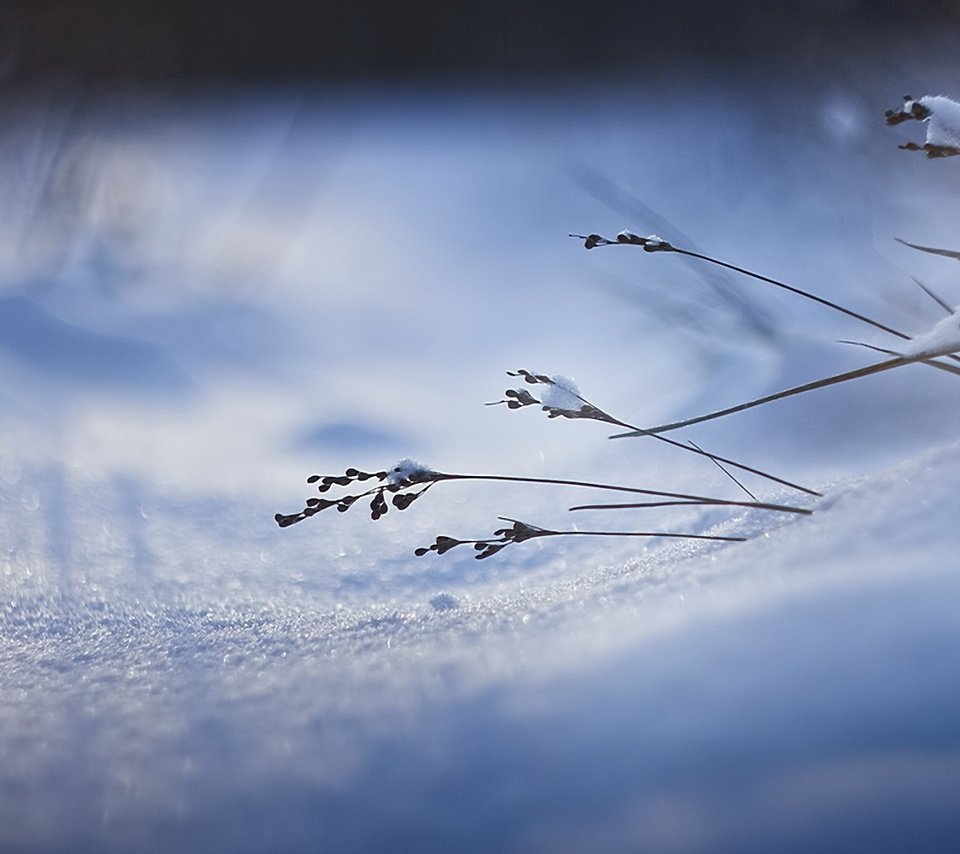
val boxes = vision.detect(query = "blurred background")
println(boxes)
[3,0,960,505]
[3,2,960,851]
[3,1,960,83]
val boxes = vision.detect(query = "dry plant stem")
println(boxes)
[572,499,738,509]
[836,340,960,376]
[541,530,745,541]
[674,246,912,340]
[613,420,818,496]
[572,233,960,370]
[688,439,757,501]
[620,349,958,436]
[495,370,820,497]
[911,276,955,315]
[416,516,746,559]
[432,472,811,514]
[572,501,781,512]
[895,237,960,261]
[274,465,812,530]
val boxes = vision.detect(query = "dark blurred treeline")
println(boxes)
[1,0,959,87]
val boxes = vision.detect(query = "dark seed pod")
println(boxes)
[337,494,359,512]
[370,492,388,519]
[434,536,463,555]
[392,492,419,510]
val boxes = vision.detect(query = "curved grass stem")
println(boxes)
[571,232,960,370]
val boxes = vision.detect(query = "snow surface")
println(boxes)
[4,49,960,853]
[3,444,960,853]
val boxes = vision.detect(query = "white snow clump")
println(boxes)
[919,96,960,148]
[616,230,667,249]
[387,458,435,485]
[901,307,960,359]
[904,95,960,148]
[540,375,584,413]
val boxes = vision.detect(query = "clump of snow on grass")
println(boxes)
[388,458,436,485]
[902,308,960,359]
[917,95,960,148]
[891,95,960,148]
[541,375,585,413]
[616,230,667,249]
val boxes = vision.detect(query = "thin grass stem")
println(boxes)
[571,232,960,369]
[443,472,810,511]
[495,369,820,496]
[569,500,809,514]
[613,352,958,436]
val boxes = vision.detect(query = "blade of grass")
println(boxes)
[613,353,940,436]
[571,232,960,370]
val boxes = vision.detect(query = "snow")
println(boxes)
[3,443,960,852]
[4,51,960,852]
[901,307,960,358]
[886,94,960,150]
[918,95,960,148]
[539,374,584,413]
[639,232,668,250]
[387,458,435,485]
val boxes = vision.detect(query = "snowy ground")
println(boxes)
[3,37,960,853]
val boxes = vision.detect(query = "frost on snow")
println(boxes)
[901,308,960,359]
[885,94,960,155]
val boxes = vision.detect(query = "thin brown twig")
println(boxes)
[570,231,960,369]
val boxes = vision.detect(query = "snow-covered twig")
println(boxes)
[275,457,811,529]
[885,94,960,158]
[490,369,820,496]
[274,457,812,559]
